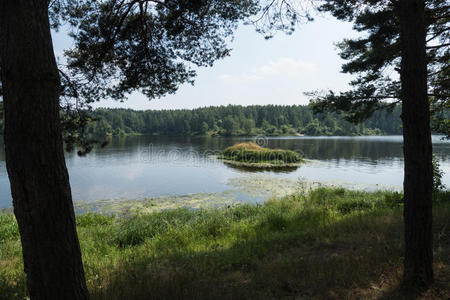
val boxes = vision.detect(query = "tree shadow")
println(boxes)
[88,204,450,300]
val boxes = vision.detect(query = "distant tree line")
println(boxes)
[83,104,403,137]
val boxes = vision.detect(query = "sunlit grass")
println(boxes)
[0,188,449,299]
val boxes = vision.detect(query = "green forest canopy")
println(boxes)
[83,104,403,137]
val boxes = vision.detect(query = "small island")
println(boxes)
[218,142,303,169]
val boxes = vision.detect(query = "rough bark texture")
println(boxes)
[399,0,434,290]
[0,1,89,299]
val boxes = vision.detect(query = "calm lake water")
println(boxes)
[0,135,449,209]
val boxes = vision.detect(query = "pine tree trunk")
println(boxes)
[399,0,434,290]
[0,1,89,299]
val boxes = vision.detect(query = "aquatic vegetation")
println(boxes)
[73,175,403,215]
[218,142,303,168]
[74,191,242,215]
[1,188,449,299]
[227,175,299,197]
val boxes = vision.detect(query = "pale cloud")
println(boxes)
[92,17,357,110]
[220,57,318,85]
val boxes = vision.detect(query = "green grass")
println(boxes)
[0,188,449,299]
[218,142,303,166]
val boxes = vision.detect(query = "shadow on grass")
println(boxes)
[90,208,414,299]
[91,200,450,300]
[2,193,448,300]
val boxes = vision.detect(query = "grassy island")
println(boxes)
[218,142,303,169]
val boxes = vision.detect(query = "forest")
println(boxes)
[0,0,448,298]
[85,104,403,137]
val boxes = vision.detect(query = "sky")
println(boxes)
[52,14,358,111]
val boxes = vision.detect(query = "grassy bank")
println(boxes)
[1,188,449,299]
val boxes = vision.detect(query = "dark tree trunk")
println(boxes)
[0,1,89,299]
[399,0,434,290]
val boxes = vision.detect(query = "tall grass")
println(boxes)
[0,188,449,299]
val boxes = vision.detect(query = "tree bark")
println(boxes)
[399,0,434,290]
[0,1,89,299]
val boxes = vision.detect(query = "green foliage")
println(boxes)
[433,156,446,191]
[53,0,260,103]
[222,115,238,136]
[200,122,209,134]
[310,0,448,129]
[0,214,19,242]
[83,104,403,138]
[46,0,262,153]
[430,97,450,139]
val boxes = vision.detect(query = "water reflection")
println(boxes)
[0,135,449,208]
[221,162,300,173]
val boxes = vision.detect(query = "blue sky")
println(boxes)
[52,14,357,111]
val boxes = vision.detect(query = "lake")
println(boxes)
[0,135,449,209]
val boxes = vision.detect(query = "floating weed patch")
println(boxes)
[73,176,404,216]
[227,175,299,198]
[74,191,240,215]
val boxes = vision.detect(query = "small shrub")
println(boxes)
[0,214,19,242]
